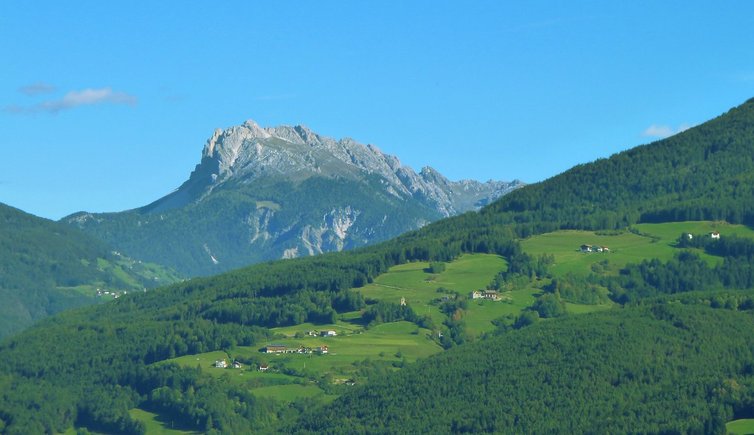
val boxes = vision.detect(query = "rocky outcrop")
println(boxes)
[177,120,522,217]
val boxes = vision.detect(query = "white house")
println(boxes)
[321,330,337,337]
[214,359,227,368]
[470,290,501,301]
[710,231,721,239]
[316,345,329,354]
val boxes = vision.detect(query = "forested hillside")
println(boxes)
[0,203,179,339]
[296,300,754,433]
[425,97,754,238]
[3,98,754,433]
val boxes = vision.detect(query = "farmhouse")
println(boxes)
[321,330,337,337]
[258,364,269,372]
[710,231,721,239]
[265,344,288,353]
[580,244,609,253]
[232,361,243,369]
[214,359,227,368]
[316,345,329,354]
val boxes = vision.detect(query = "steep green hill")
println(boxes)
[0,203,180,339]
[3,98,754,433]
[415,97,754,243]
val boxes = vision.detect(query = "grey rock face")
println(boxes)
[188,120,522,217]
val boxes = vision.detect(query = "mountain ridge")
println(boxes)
[65,120,522,276]
[155,119,520,217]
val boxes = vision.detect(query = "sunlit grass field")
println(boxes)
[359,254,508,328]
[727,418,754,435]
[521,221,754,278]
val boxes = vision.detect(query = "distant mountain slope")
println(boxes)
[0,203,179,338]
[64,121,521,276]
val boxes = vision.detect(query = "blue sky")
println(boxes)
[3,1,754,220]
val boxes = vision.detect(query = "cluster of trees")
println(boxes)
[202,289,364,327]
[490,252,553,290]
[362,301,432,329]
[544,272,611,304]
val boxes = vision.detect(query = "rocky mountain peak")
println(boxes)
[184,120,523,217]
[66,118,523,276]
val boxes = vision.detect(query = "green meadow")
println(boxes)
[359,254,509,331]
[128,408,199,435]
[250,384,330,402]
[162,321,442,404]
[520,221,754,278]
[727,418,754,435]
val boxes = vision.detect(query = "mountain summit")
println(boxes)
[66,121,522,276]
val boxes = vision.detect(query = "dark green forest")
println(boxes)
[3,98,754,433]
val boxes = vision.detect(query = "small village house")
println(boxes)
[259,364,269,372]
[470,290,501,301]
[321,330,337,337]
[580,244,608,253]
[710,231,721,239]
[214,359,227,368]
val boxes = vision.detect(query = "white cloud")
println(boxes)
[642,123,692,139]
[4,87,137,114]
[19,82,56,96]
[40,88,137,113]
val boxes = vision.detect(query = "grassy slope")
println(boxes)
[522,221,754,277]
[128,408,199,435]
[360,254,510,334]
[727,419,754,435]
[162,321,441,406]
